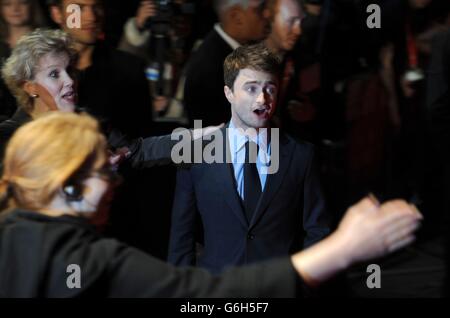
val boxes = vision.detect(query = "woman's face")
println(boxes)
[32,51,76,112]
[79,165,116,217]
[1,0,31,27]
[81,175,110,214]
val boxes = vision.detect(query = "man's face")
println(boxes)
[51,0,104,46]
[269,0,303,52]
[225,68,278,130]
[239,0,271,43]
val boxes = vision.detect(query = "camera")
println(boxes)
[145,0,194,36]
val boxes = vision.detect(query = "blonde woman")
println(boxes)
[0,28,220,165]
[0,111,421,297]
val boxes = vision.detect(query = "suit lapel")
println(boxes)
[211,126,249,228]
[250,132,294,228]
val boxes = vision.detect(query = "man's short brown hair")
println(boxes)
[223,42,281,90]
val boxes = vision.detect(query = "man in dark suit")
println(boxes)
[48,0,153,138]
[47,0,168,257]
[169,43,331,274]
[183,0,271,126]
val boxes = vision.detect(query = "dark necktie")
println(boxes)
[244,141,262,223]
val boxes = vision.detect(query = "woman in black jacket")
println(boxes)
[0,111,422,297]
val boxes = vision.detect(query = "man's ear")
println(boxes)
[23,81,37,97]
[224,86,234,104]
[50,5,64,26]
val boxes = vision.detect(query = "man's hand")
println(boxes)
[135,0,157,30]
[109,147,131,170]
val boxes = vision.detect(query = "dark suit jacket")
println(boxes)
[0,40,16,122]
[183,28,233,126]
[168,126,331,274]
[0,209,304,297]
[76,42,153,138]
[0,108,31,160]
[429,28,450,159]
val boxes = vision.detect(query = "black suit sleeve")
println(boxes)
[107,128,194,168]
[106,243,301,297]
[302,145,332,248]
[167,167,198,266]
[129,135,177,168]
[43,228,304,298]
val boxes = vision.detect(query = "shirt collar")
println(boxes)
[214,23,241,50]
[228,120,270,162]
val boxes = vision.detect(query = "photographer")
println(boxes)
[118,0,194,124]
[118,1,156,60]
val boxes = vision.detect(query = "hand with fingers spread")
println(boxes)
[334,198,422,264]
[291,196,423,287]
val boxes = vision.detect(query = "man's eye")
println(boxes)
[266,86,277,95]
[247,86,258,94]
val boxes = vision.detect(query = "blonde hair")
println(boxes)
[0,112,107,212]
[1,28,76,113]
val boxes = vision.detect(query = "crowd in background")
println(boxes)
[0,0,449,296]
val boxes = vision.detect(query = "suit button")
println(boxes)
[247,233,255,240]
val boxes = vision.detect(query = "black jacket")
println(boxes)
[0,108,30,160]
[0,209,304,297]
[0,40,16,122]
[183,29,233,126]
[429,28,450,159]
[75,42,153,138]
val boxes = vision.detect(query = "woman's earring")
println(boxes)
[31,94,38,98]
